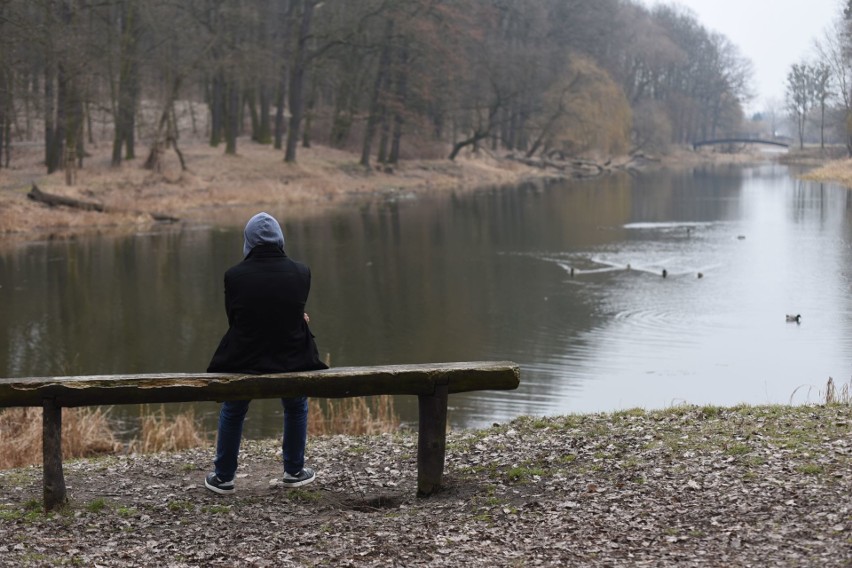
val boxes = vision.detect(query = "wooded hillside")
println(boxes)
[0,0,752,179]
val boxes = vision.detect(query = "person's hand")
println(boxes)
[303,312,310,323]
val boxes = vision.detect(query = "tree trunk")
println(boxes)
[209,71,225,147]
[390,51,407,165]
[274,72,287,149]
[0,68,7,169]
[302,70,318,149]
[376,44,396,163]
[45,62,62,174]
[64,72,83,185]
[247,88,260,141]
[0,108,5,170]
[285,0,315,163]
[112,0,140,166]
[258,84,272,144]
[144,76,185,172]
[54,64,68,175]
[448,130,488,160]
[500,107,511,150]
[360,17,393,168]
[846,112,852,157]
[0,13,6,167]
[273,0,293,151]
[224,78,239,155]
[329,54,360,149]
[85,99,94,145]
[376,90,390,163]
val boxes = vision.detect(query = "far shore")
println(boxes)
[0,139,788,244]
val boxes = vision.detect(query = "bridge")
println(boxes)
[692,138,790,150]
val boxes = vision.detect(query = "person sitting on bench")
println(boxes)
[204,212,328,494]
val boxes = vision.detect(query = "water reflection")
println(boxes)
[2,163,852,435]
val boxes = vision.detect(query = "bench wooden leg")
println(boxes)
[417,384,448,497]
[42,399,67,512]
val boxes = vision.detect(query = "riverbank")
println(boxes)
[0,140,562,242]
[801,157,852,187]
[0,140,778,243]
[1,404,849,566]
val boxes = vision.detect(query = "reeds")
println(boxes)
[0,394,401,470]
[823,377,852,405]
[127,406,207,454]
[0,407,120,470]
[0,405,204,470]
[308,395,400,436]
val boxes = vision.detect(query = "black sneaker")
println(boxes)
[204,473,235,495]
[281,467,316,488]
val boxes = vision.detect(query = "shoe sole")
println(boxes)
[204,479,235,495]
[281,475,315,489]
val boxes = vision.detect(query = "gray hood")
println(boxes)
[243,212,285,257]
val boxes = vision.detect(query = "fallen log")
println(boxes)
[150,212,180,222]
[28,183,104,212]
[28,183,180,223]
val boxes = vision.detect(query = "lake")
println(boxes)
[2,162,851,435]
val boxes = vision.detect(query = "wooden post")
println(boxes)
[417,383,448,497]
[42,399,67,512]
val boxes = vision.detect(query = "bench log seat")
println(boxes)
[0,361,520,511]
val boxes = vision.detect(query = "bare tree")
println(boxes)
[811,64,832,149]
[111,0,141,166]
[787,63,812,149]
[284,0,318,162]
[817,16,852,154]
[0,0,757,180]
[0,1,11,169]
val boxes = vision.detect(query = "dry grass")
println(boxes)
[0,405,205,470]
[801,157,852,187]
[824,377,852,405]
[0,395,401,469]
[127,405,208,454]
[0,136,543,240]
[0,407,120,470]
[308,395,400,436]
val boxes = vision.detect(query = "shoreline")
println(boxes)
[0,140,562,244]
[0,140,785,245]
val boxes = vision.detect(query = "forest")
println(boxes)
[0,0,752,179]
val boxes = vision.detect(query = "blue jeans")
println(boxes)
[213,397,308,481]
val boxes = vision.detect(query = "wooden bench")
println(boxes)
[0,361,520,511]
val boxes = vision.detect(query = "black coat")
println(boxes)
[207,244,327,374]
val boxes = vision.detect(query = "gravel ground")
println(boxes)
[0,404,850,567]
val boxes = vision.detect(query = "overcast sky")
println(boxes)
[648,0,844,112]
